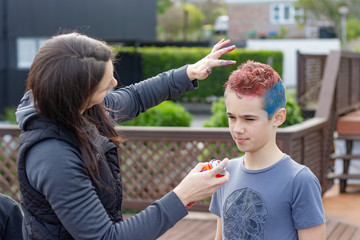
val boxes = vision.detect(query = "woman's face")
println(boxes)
[86,60,118,109]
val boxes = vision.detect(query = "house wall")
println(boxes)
[0,0,8,114]
[8,0,156,41]
[227,1,306,41]
[0,0,156,113]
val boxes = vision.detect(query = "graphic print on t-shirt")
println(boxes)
[223,188,268,240]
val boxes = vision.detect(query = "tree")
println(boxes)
[182,2,205,40]
[157,0,172,14]
[157,0,227,41]
[157,2,204,41]
[191,0,227,25]
[346,17,360,41]
[157,6,184,41]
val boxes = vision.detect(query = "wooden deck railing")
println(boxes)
[2,50,360,212]
[296,51,327,108]
[0,120,329,211]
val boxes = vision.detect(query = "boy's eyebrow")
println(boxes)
[226,111,258,118]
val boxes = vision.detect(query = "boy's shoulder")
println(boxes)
[226,154,309,174]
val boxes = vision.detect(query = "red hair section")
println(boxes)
[225,60,280,96]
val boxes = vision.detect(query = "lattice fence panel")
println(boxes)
[119,139,241,205]
[297,54,327,107]
[0,134,20,202]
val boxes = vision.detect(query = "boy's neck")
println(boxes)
[243,145,284,170]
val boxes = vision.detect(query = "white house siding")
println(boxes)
[246,39,341,88]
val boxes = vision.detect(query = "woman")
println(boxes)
[16,32,235,239]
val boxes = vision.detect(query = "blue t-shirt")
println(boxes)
[209,154,325,240]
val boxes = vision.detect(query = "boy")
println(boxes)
[209,61,325,240]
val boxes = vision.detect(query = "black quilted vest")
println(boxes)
[17,117,123,239]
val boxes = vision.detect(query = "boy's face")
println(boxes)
[225,89,278,154]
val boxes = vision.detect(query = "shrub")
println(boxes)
[281,92,304,127]
[347,18,360,42]
[0,107,17,124]
[119,101,193,127]
[203,98,227,128]
[203,92,303,128]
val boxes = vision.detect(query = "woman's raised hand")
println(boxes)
[186,39,236,81]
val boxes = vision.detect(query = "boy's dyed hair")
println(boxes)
[224,60,286,118]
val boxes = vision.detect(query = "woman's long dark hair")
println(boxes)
[26,32,121,181]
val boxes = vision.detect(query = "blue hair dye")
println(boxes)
[264,81,286,118]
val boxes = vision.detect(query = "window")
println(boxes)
[16,37,48,69]
[270,3,296,24]
[273,5,280,22]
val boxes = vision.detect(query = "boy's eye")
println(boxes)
[246,118,255,121]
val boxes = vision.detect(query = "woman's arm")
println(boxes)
[26,140,229,239]
[26,140,187,239]
[103,39,235,122]
[103,66,194,122]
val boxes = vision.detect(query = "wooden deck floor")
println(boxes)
[157,214,360,240]
[158,213,216,240]
[326,217,360,240]
[156,183,360,240]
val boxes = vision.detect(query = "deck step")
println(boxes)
[327,173,360,180]
[330,153,360,160]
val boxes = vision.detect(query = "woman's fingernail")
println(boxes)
[222,61,236,66]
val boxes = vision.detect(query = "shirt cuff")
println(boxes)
[173,65,199,91]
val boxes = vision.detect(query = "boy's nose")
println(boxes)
[233,123,245,134]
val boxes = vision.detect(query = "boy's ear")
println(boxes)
[273,108,286,127]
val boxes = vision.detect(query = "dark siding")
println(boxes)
[0,0,156,113]
[0,0,8,112]
[8,0,156,41]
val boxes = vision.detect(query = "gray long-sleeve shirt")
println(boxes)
[16,66,197,239]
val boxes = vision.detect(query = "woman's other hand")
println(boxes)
[186,39,236,81]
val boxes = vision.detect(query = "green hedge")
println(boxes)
[112,46,283,101]
[0,107,17,124]
[119,101,193,127]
